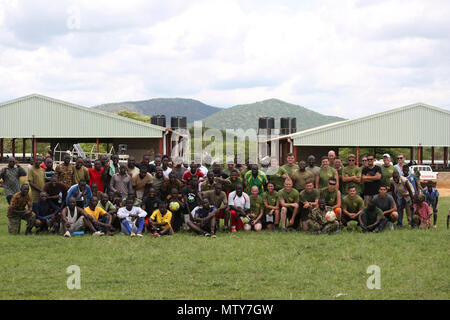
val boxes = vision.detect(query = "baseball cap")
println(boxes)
[382,153,390,158]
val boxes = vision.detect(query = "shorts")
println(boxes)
[285,206,300,229]
[244,221,262,230]
[264,213,274,225]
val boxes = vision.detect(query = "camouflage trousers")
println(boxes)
[306,219,339,233]
[8,210,36,234]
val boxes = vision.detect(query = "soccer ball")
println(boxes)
[169,201,180,212]
[325,211,336,222]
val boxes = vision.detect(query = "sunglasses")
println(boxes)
[367,158,374,161]
[348,159,355,162]
[397,157,403,159]
[362,159,368,161]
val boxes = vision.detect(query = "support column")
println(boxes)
[410,147,414,162]
[356,147,360,167]
[23,138,26,159]
[0,138,3,161]
[96,138,99,154]
[444,147,448,168]
[32,137,37,157]
[419,147,423,165]
[12,138,16,158]
[159,138,163,156]
[417,146,422,165]
[431,147,435,165]
[293,145,297,163]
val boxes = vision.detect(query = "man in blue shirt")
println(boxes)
[187,198,217,237]
[66,179,92,208]
[33,191,60,233]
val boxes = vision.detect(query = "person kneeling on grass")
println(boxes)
[84,196,113,236]
[7,184,36,235]
[227,183,251,232]
[149,201,174,237]
[33,191,60,234]
[341,185,364,231]
[244,186,264,232]
[412,194,432,229]
[187,198,217,237]
[117,198,147,237]
[358,200,383,233]
[60,197,97,237]
[306,198,339,234]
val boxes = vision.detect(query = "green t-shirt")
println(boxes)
[380,164,396,188]
[267,172,285,191]
[250,196,264,219]
[262,191,279,207]
[342,165,362,194]
[320,187,339,207]
[342,195,364,213]
[279,164,299,178]
[278,188,300,204]
[292,170,314,191]
[336,167,343,193]
[299,189,320,203]
[97,200,116,212]
[364,207,383,225]
[317,167,336,189]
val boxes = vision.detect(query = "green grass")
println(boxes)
[0,188,449,300]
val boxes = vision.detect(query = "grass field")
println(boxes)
[0,188,449,300]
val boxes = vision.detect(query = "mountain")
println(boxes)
[93,98,221,123]
[201,99,346,131]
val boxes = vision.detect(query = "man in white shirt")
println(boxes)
[227,183,250,232]
[162,155,172,177]
[394,153,412,176]
[117,198,147,237]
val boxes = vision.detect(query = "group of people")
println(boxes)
[1,149,447,238]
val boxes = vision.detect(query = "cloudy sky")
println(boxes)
[0,0,449,118]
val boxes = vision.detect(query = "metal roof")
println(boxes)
[270,103,450,147]
[0,94,165,139]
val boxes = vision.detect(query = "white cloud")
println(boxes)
[0,0,449,118]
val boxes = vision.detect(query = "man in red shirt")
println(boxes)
[88,159,105,193]
[183,162,205,186]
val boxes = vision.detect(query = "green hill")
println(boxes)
[93,98,221,123]
[201,98,345,131]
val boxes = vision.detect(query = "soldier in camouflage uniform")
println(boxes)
[306,198,339,234]
[7,184,36,235]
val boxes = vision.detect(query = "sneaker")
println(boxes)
[387,222,395,231]
[93,231,104,236]
[64,231,71,237]
[433,225,437,229]
[210,233,217,238]
[231,226,237,233]
[152,232,160,238]
[204,232,211,237]
[136,233,143,237]
[130,232,136,237]
[281,228,287,233]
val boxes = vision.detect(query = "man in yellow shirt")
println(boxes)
[84,196,113,236]
[149,201,173,237]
